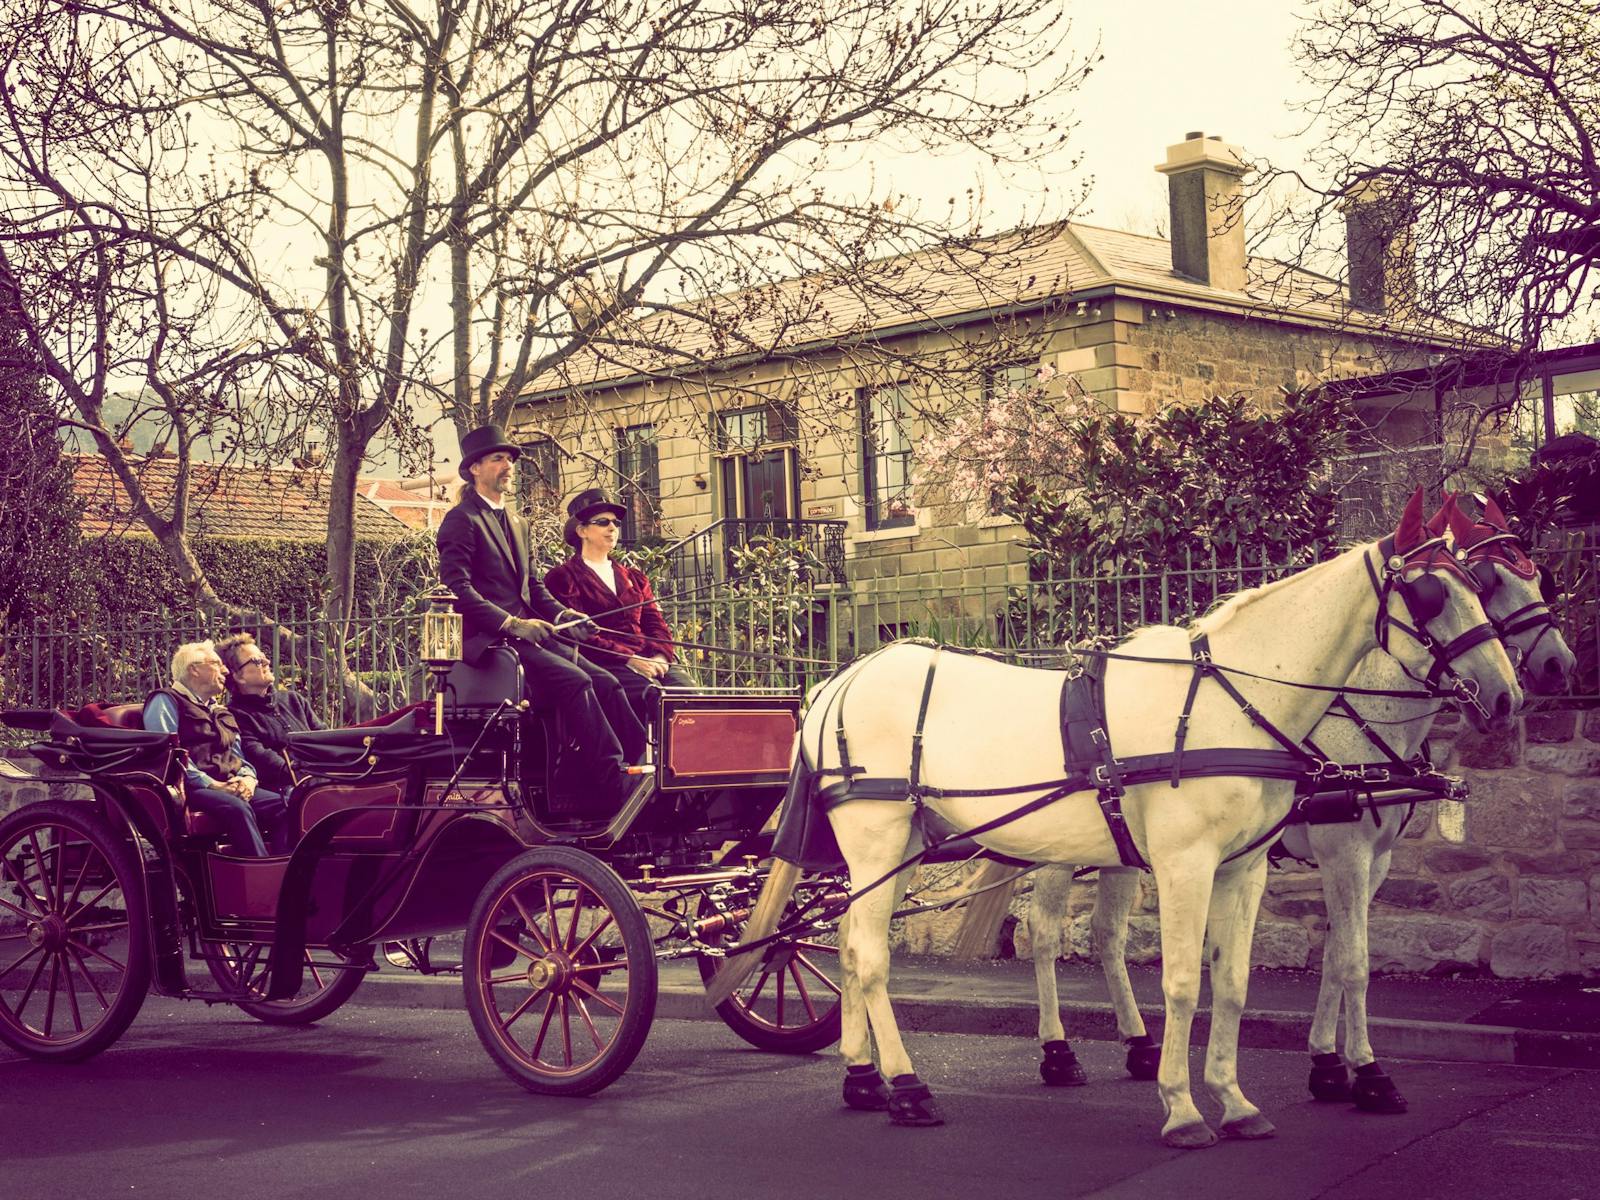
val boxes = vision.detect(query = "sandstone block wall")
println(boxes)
[888,707,1600,979]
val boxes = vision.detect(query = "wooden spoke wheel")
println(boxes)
[464,846,657,1096]
[202,940,369,1025]
[0,802,151,1061]
[696,870,843,1055]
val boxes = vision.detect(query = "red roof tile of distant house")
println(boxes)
[72,454,409,540]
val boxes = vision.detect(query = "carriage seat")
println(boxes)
[72,701,149,730]
[445,642,524,711]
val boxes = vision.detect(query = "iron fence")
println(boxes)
[4,534,1597,728]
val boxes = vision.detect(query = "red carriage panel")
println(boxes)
[658,694,800,791]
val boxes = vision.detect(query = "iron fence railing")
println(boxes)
[657,517,847,593]
[4,534,1596,725]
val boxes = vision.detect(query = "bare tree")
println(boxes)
[0,0,1093,627]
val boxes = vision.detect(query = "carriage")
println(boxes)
[0,634,848,1095]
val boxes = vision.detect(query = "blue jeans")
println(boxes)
[188,785,286,856]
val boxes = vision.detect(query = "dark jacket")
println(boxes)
[228,688,322,792]
[544,555,677,668]
[146,687,245,781]
[436,490,564,663]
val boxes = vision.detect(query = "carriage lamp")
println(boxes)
[420,586,462,736]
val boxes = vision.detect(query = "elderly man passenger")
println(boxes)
[216,632,323,794]
[143,640,289,856]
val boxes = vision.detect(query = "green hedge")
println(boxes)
[75,530,438,619]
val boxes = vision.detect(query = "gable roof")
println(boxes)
[71,455,410,540]
[521,221,1471,400]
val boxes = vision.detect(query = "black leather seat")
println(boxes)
[445,642,523,712]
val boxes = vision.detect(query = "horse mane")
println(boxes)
[1190,547,1357,636]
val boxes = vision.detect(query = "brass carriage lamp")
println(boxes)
[420,586,462,736]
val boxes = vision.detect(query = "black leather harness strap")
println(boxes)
[907,647,941,796]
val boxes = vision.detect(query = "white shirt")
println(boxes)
[582,557,618,593]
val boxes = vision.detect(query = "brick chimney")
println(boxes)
[1344,179,1417,315]
[1155,132,1248,291]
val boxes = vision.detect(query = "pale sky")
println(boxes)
[877,1,1322,239]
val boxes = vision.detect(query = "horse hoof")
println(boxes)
[842,1064,890,1112]
[1220,1114,1276,1140]
[886,1074,945,1127]
[1125,1035,1160,1081]
[1309,1052,1352,1102]
[1352,1063,1408,1114]
[1162,1121,1218,1150]
[1040,1040,1088,1087]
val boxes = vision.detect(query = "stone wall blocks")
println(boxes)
[1424,845,1494,874]
[1373,878,1444,910]
[1367,916,1484,974]
[1513,876,1590,921]
[1524,711,1578,744]
[1250,920,1311,969]
[1489,923,1571,978]
[1584,709,1600,743]
[1453,725,1524,769]
[1465,774,1557,848]
[1524,742,1600,777]
[1559,819,1600,851]
[1447,873,1511,919]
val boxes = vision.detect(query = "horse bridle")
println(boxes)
[1365,534,1506,720]
[1456,531,1562,671]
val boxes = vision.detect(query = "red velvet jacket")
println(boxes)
[543,556,677,668]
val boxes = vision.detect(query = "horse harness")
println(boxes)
[810,544,1485,874]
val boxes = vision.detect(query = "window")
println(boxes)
[614,423,660,542]
[714,402,797,452]
[515,438,561,513]
[860,383,915,530]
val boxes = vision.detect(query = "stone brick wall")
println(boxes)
[890,707,1600,980]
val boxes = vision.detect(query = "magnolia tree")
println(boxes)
[0,0,1094,628]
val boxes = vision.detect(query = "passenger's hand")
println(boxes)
[625,656,660,678]
[506,617,556,647]
[236,776,256,799]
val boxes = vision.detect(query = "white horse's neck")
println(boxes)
[1195,545,1382,745]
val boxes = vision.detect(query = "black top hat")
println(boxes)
[457,425,521,481]
[566,487,628,524]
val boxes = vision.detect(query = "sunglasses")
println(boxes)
[584,517,622,528]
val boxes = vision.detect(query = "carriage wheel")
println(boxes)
[695,869,844,1055]
[201,939,369,1025]
[0,801,151,1061]
[464,846,657,1096]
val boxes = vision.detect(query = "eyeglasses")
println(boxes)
[585,517,621,528]
[240,656,271,669]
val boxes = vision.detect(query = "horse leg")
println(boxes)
[834,804,942,1125]
[1308,826,1369,1103]
[1027,865,1087,1086]
[1150,853,1218,1149]
[1093,867,1157,1080]
[1343,840,1407,1114]
[1202,856,1276,1142]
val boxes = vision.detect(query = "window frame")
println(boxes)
[859,382,916,531]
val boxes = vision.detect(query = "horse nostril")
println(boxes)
[1494,691,1512,719]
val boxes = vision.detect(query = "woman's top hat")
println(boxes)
[563,487,628,548]
[457,425,521,481]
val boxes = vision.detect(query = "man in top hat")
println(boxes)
[436,425,647,811]
[545,487,694,726]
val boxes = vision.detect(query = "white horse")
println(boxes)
[1025,496,1573,1113]
[808,492,1521,1147]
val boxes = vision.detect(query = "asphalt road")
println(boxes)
[3,997,1597,1200]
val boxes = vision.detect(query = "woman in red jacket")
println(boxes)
[544,488,693,725]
